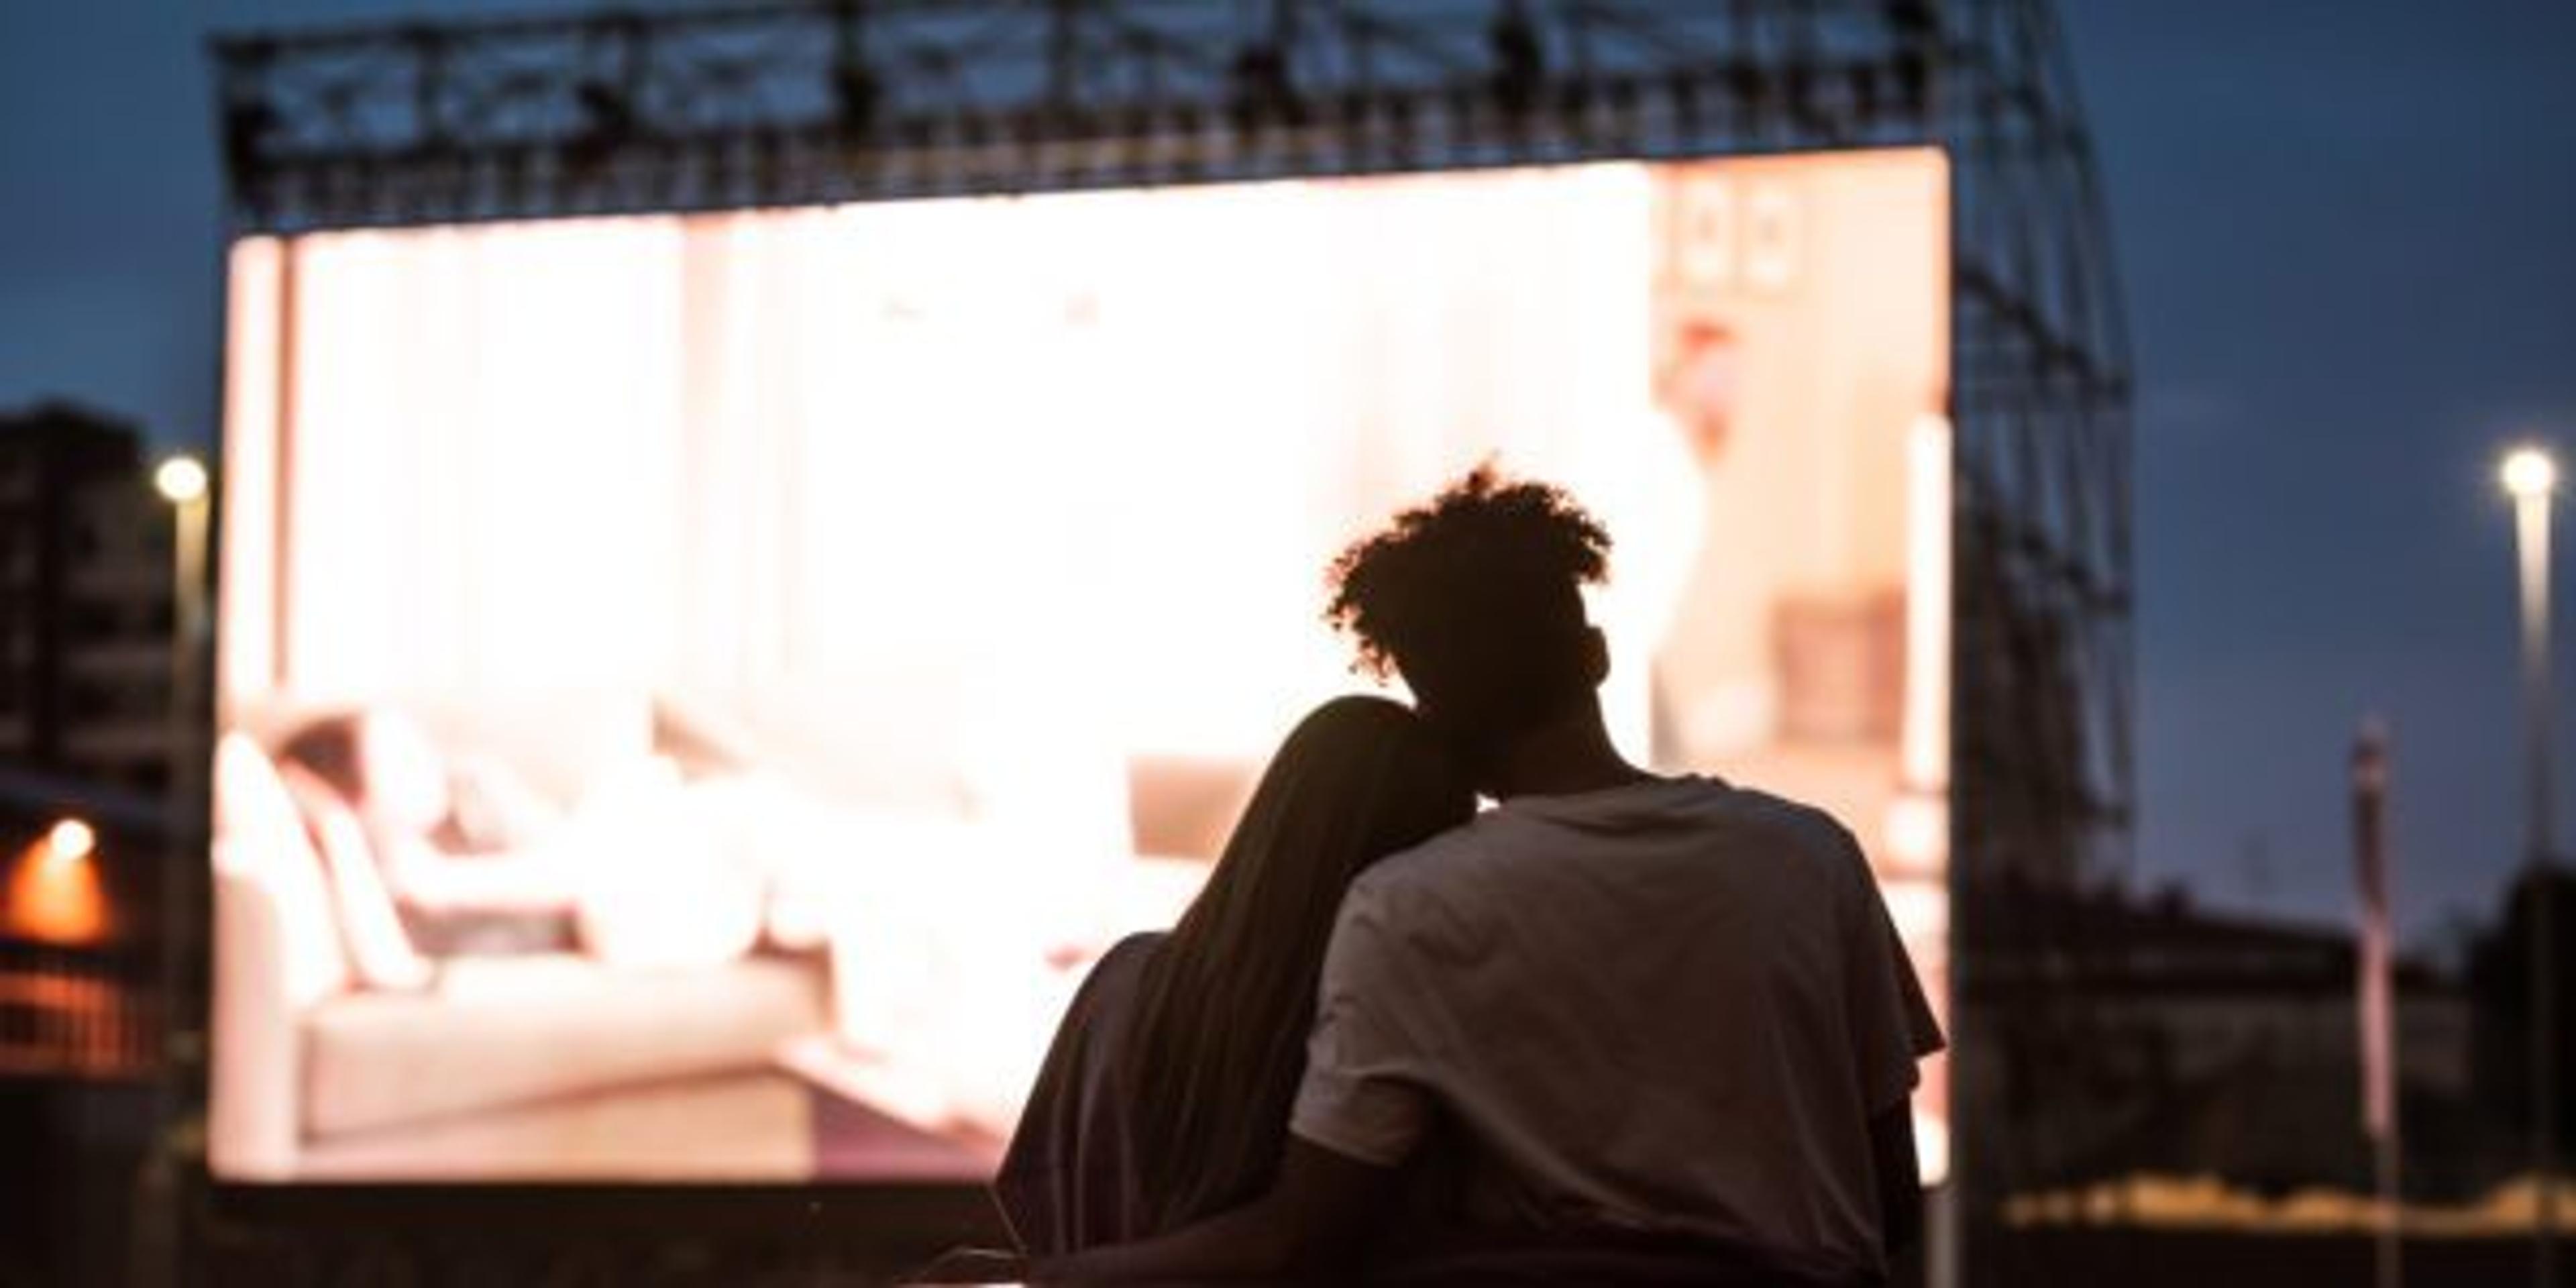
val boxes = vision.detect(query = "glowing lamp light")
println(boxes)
[7,819,110,945]
[45,818,97,866]
[2502,446,2558,501]
[154,454,210,505]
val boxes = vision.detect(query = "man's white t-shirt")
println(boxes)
[1288,775,1943,1280]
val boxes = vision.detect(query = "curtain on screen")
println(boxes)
[226,166,1684,811]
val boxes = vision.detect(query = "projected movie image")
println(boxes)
[209,149,1949,1183]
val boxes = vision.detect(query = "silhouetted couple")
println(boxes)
[928,468,1942,1286]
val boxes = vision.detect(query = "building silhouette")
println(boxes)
[1966,877,2483,1199]
[0,405,176,1287]
[2467,866,2576,1165]
[0,402,180,792]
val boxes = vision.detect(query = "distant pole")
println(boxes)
[2353,718,2400,1288]
[2505,444,2560,1288]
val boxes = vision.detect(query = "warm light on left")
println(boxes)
[45,818,97,865]
[5,818,111,945]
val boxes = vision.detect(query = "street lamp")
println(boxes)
[152,456,209,508]
[146,450,211,1288]
[151,449,211,977]
[3,816,108,945]
[150,451,211,875]
[2504,443,2561,1288]
[46,817,97,866]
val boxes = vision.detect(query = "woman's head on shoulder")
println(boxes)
[1254,693,1478,861]
[1171,692,1476,983]
[1122,694,1473,1230]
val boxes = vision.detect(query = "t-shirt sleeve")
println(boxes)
[1288,881,1435,1168]
[1839,832,1946,1115]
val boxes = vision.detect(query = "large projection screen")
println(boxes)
[210,149,1950,1183]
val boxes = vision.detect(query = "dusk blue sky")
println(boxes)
[4,1,2571,951]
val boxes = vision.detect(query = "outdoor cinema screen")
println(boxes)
[211,148,1951,1183]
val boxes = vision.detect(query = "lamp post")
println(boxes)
[2505,443,2561,1288]
[152,453,209,1008]
[146,451,209,1288]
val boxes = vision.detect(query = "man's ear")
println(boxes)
[1582,627,1611,685]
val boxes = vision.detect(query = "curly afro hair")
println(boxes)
[1324,464,1613,751]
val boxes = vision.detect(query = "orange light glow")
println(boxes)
[7,824,111,945]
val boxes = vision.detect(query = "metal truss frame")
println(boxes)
[215,0,1946,227]
[207,0,2134,1278]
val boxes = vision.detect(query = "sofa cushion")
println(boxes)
[212,733,348,1007]
[282,768,434,994]
[301,954,824,1140]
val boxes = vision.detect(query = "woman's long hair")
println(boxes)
[1119,694,1476,1230]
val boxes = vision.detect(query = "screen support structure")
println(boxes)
[207,2,2131,1283]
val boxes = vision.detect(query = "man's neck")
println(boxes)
[1484,706,1661,800]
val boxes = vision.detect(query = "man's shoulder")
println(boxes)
[1705,785,1876,904]
[1338,781,1862,920]
[1520,775,1854,859]
[1344,820,1491,908]
[1715,784,1861,857]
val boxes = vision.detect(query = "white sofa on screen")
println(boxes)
[206,697,830,1182]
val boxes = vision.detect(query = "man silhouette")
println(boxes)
[1036,466,1943,1285]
